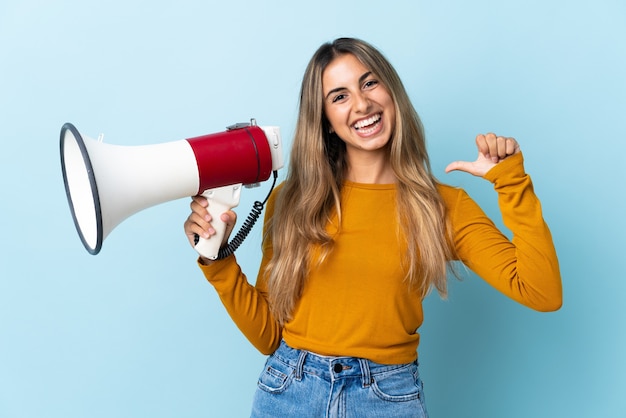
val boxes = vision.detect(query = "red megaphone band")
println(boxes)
[186,125,273,193]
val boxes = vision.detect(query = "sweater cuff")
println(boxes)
[483,152,526,186]
[197,254,238,285]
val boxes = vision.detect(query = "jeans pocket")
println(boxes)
[256,355,295,394]
[370,363,423,403]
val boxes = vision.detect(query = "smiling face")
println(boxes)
[322,53,396,161]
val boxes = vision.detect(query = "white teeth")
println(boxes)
[353,114,381,129]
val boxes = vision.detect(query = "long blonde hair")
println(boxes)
[265,38,456,324]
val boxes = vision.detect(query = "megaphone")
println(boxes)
[60,119,283,259]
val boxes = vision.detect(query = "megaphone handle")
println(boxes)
[194,184,242,260]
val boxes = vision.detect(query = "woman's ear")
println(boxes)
[323,117,334,134]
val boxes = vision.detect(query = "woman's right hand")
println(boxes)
[183,195,237,263]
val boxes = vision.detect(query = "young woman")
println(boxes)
[184,37,562,417]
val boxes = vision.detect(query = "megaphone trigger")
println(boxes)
[194,184,242,260]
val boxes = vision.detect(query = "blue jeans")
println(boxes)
[251,341,428,418]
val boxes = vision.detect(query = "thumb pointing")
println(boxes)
[445,160,471,174]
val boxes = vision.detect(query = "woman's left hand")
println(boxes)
[445,133,521,177]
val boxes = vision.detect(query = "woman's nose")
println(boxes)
[353,91,372,113]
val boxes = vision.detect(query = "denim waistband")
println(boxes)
[273,340,418,388]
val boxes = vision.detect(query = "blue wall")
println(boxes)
[1,1,624,417]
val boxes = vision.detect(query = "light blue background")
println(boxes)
[1,1,624,417]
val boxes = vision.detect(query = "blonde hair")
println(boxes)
[265,38,456,324]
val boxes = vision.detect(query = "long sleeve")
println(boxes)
[442,152,562,311]
[197,191,282,355]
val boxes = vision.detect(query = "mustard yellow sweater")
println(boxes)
[199,153,562,364]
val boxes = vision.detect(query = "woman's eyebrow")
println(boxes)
[358,71,373,84]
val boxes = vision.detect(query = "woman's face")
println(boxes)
[322,53,396,158]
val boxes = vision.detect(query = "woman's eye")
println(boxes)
[332,94,346,103]
[363,80,378,89]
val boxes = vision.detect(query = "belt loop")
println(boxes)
[358,358,372,388]
[295,349,307,381]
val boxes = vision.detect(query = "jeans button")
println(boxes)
[333,363,343,373]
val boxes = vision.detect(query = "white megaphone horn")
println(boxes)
[60,119,283,259]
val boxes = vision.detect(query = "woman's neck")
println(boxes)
[345,152,396,184]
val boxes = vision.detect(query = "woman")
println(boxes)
[184,38,562,417]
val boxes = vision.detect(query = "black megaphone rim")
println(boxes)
[60,122,103,255]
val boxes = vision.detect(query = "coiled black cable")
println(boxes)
[194,170,278,260]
